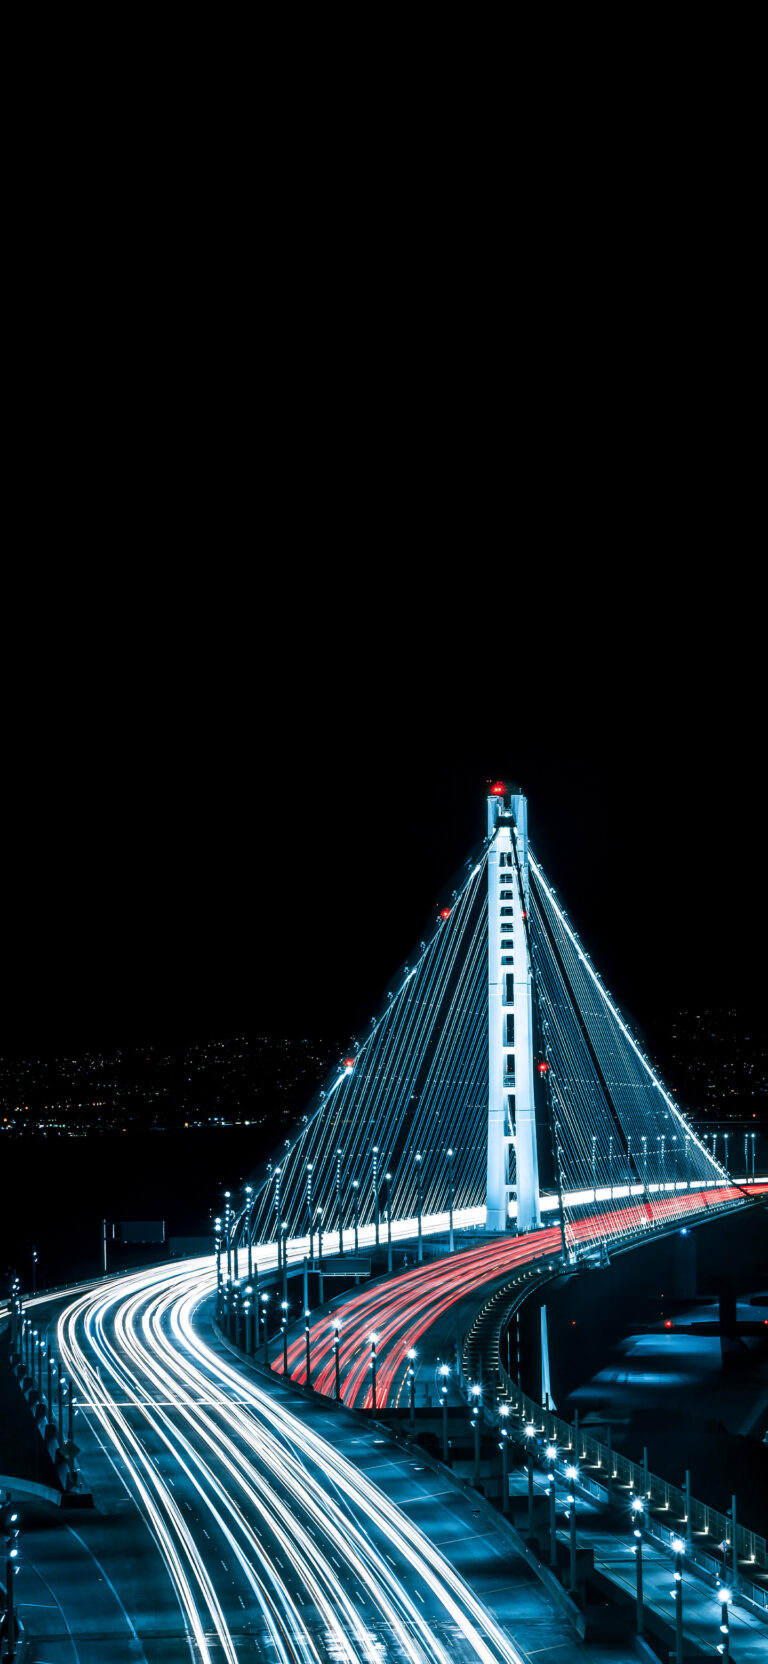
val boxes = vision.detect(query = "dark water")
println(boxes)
[0,1128,266,1289]
[542,1208,768,1537]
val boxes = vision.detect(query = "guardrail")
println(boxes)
[494,1368,767,1601]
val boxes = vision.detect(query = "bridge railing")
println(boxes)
[495,1370,767,1590]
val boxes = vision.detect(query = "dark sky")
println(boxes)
[2,561,763,1059]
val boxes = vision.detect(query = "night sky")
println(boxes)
[3,568,762,1060]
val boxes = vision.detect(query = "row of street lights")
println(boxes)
[219,1144,459,1276]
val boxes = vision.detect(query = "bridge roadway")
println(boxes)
[10,1253,575,1664]
[5,1185,763,1662]
[275,1186,751,1410]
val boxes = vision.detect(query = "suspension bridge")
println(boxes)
[231,780,750,1277]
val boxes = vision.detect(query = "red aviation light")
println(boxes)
[537,1061,549,1075]
[490,781,506,797]
[343,1056,356,1068]
[439,907,452,920]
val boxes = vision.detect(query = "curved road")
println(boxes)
[53,1259,528,1663]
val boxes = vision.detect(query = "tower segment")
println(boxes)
[486,782,541,1233]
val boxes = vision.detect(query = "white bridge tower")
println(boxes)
[486,782,541,1234]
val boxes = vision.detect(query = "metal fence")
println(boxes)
[493,1367,767,1593]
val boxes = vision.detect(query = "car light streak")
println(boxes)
[55,1260,526,1663]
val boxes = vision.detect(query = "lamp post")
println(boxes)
[214,1215,223,1289]
[447,1148,454,1252]
[565,1465,579,1591]
[245,1186,254,1283]
[415,1152,423,1263]
[224,1190,233,1281]
[671,1536,685,1664]
[337,1149,344,1256]
[332,1320,341,1400]
[439,1364,450,1462]
[717,1588,731,1660]
[370,1334,378,1413]
[305,1312,312,1386]
[2,1500,20,1659]
[525,1420,536,1534]
[307,1163,314,1261]
[407,1348,416,1429]
[385,1172,393,1274]
[686,1135,691,1190]
[631,1496,645,1634]
[500,1406,511,1512]
[470,1391,481,1486]
[31,1246,38,1295]
[244,1288,254,1356]
[352,1180,359,1254]
[609,1135,614,1200]
[724,1132,730,1178]
[274,1169,283,1269]
[591,1135,597,1202]
[260,1292,270,1363]
[281,1300,289,1374]
[546,1443,558,1566]
[627,1134,633,1198]
[316,1206,324,1262]
[373,1148,380,1248]
[751,1132,756,1182]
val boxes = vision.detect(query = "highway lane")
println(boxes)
[49,1257,529,1664]
[280,1187,749,1411]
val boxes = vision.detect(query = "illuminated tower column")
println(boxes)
[486,783,541,1233]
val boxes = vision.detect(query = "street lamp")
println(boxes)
[369,1334,378,1413]
[244,1287,254,1355]
[245,1185,254,1283]
[373,1147,380,1247]
[224,1190,233,1281]
[352,1180,359,1254]
[724,1132,730,1178]
[316,1206,324,1262]
[260,1291,270,1363]
[337,1149,344,1256]
[304,1311,312,1386]
[280,1300,289,1374]
[306,1162,314,1261]
[407,1347,417,1429]
[500,1404,510,1513]
[545,1443,558,1565]
[439,1363,450,1463]
[385,1172,393,1274]
[332,1319,342,1401]
[631,1495,645,1634]
[415,1152,423,1263]
[717,1588,731,1659]
[524,1420,537,1533]
[565,1465,579,1591]
[671,1535,685,1664]
[591,1135,597,1202]
[447,1148,454,1252]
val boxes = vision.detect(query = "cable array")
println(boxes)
[528,853,728,1248]
[241,827,730,1258]
[248,853,498,1247]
